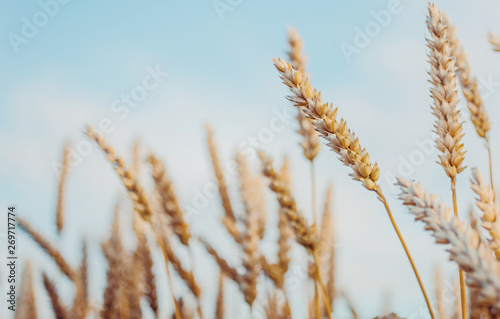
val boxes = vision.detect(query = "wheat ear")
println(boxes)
[161,233,201,300]
[56,142,70,234]
[470,167,500,260]
[18,217,76,280]
[489,32,500,52]
[72,239,89,319]
[131,139,141,177]
[447,18,491,141]
[273,56,434,318]
[206,125,240,244]
[287,28,320,164]
[427,4,466,181]
[148,152,191,246]
[446,14,495,195]
[85,126,181,318]
[85,126,152,221]
[236,151,261,306]
[135,224,158,316]
[435,266,447,319]
[215,272,225,319]
[427,4,468,316]
[101,206,125,319]
[396,177,500,311]
[288,28,320,231]
[16,262,37,319]
[259,151,316,250]
[42,272,69,319]
[319,185,335,316]
[277,157,293,276]
[199,238,240,283]
[236,151,267,239]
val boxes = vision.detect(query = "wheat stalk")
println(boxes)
[259,151,317,251]
[397,177,500,311]
[273,56,434,319]
[101,206,125,319]
[427,4,468,316]
[446,14,495,196]
[273,57,381,193]
[16,262,37,319]
[470,167,500,260]
[206,125,241,245]
[85,126,152,221]
[72,240,89,319]
[288,29,320,163]
[435,266,447,319]
[319,185,335,316]
[427,4,466,181]
[42,272,69,319]
[131,139,141,177]
[56,142,70,234]
[18,217,76,281]
[236,152,261,306]
[148,152,191,246]
[199,237,240,283]
[215,272,225,319]
[236,151,267,239]
[161,233,201,300]
[446,17,491,141]
[135,222,158,316]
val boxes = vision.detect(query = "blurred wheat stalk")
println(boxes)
[15,3,500,319]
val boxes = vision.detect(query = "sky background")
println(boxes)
[1,0,500,318]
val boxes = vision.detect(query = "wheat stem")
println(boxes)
[312,251,332,319]
[314,281,321,319]
[451,179,468,319]
[487,139,496,197]
[310,160,317,227]
[377,191,435,319]
[154,230,181,319]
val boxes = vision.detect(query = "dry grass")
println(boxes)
[16,3,500,319]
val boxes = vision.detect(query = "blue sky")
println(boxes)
[1,0,500,318]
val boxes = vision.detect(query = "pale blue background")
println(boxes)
[1,0,500,318]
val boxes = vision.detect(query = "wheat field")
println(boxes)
[8,2,500,319]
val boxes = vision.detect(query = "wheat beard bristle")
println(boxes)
[396,177,500,311]
[426,3,466,180]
